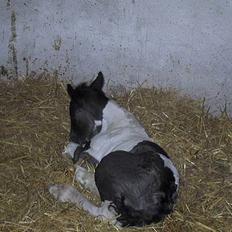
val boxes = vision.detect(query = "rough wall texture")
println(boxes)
[0,0,232,115]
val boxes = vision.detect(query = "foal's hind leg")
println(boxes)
[48,184,118,223]
[75,165,99,196]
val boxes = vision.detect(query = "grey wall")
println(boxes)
[0,0,232,115]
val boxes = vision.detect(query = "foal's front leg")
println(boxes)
[62,142,99,195]
[75,165,99,196]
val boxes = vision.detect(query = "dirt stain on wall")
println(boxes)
[6,0,10,7]
[0,65,8,76]
[53,36,62,51]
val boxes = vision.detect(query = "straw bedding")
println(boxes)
[0,76,231,232]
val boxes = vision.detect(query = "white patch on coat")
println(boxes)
[85,100,152,161]
[62,142,79,158]
[158,154,179,188]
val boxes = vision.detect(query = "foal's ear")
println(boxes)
[90,72,104,90]
[67,84,75,98]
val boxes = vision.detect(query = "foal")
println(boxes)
[49,72,179,227]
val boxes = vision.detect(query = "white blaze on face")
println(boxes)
[94,120,102,130]
[94,120,102,126]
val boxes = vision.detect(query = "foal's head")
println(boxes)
[67,72,108,146]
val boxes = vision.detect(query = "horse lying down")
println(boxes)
[48,72,179,228]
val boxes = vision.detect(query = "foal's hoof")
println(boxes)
[98,201,117,220]
[97,201,122,228]
[62,142,79,159]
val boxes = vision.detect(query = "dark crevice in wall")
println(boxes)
[23,57,29,76]
[8,9,18,78]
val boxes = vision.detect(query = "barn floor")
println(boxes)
[0,76,231,232]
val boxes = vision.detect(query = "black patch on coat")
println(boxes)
[95,149,177,227]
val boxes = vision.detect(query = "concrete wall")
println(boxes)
[0,0,232,115]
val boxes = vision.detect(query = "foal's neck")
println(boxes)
[102,100,132,128]
[103,100,127,120]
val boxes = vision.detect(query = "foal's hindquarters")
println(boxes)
[49,142,178,228]
[95,148,178,227]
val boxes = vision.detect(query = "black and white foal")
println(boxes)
[49,72,179,227]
